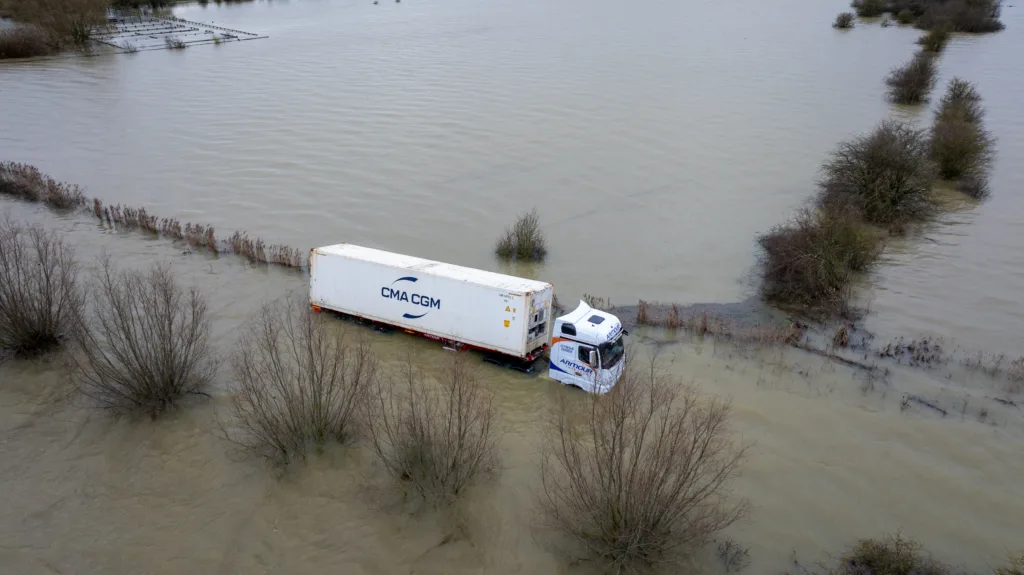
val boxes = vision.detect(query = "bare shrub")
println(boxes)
[833,12,856,28]
[636,299,651,325]
[757,207,881,314]
[365,353,498,503]
[819,119,936,229]
[228,296,377,464]
[0,26,55,59]
[72,259,216,418]
[916,0,1003,32]
[7,0,108,48]
[0,217,83,356]
[717,538,751,573]
[832,324,851,347]
[931,78,994,185]
[852,0,887,17]
[495,208,547,262]
[916,24,951,52]
[936,78,985,124]
[930,117,994,180]
[165,36,186,50]
[996,555,1024,575]
[839,533,947,575]
[885,52,937,104]
[539,360,748,571]
[665,303,680,329]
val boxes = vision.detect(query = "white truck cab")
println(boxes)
[548,301,627,394]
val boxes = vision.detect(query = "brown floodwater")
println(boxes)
[2,0,1023,573]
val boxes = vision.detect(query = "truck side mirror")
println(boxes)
[588,350,597,366]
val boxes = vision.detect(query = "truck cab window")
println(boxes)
[561,324,576,336]
[578,345,594,366]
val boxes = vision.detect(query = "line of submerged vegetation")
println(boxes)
[0,161,307,270]
[754,75,995,320]
[835,0,1004,33]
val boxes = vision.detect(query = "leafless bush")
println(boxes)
[997,555,1024,575]
[931,79,994,185]
[495,208,547,262]
[0,217,83,356]
[819,119,936,229]
[72,260,216,418]
[930,117,995,180]
[852,0,886,17]
[757,207,881,313]
[539,360,748,571]
[916,24,951,52]
[165,36,186,50]
[228,296,377,464]
[936,78,985,124]
[916,0,1003,32]
[7,0,108,47]
[833,11,856,28]
[717,538,751,573]
[0,26,55,59]
[365,352,499,503]
[636,299,651,325]
[886,52,937,104]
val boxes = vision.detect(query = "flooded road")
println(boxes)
[2,0,1024,572]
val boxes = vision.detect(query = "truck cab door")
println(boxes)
[548,340,599,392]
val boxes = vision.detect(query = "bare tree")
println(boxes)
[228,296,378,465]
[365,352,499,503]
[0,216,83,356]
[539,358,748,572]
[72,259,216,418]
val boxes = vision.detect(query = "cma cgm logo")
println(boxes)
[381,277,441,319]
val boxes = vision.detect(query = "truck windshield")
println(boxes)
[598,335,625,369]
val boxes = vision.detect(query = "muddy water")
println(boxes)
[2,202,1023,574]
[2,0,1024,572]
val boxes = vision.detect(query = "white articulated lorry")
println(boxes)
[308,244,626,393]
